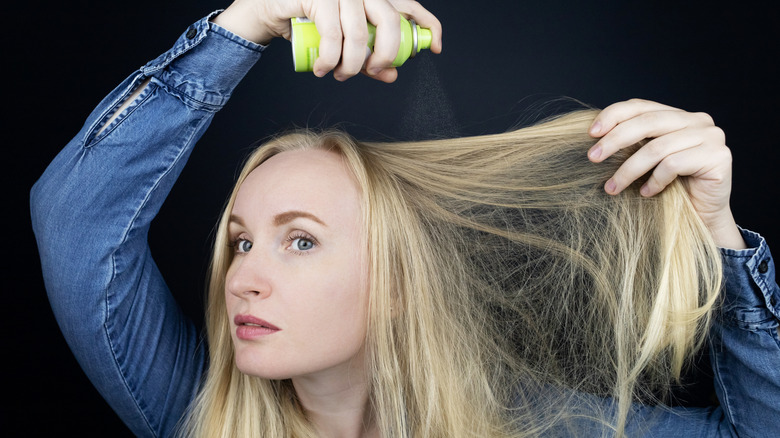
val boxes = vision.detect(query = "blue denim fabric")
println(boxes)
[30,12,779,438]
[711,229,780,437]
[30,11,264,437]
[536,231,780,436]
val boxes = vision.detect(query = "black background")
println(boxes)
[7,0,778,435]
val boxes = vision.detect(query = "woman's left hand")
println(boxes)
[587,98,746,249]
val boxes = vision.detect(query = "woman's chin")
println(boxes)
[233,350,293,380]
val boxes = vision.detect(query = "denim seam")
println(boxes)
[208,16,267,52]
[153,75,224,112]
[103,258,157,436]
[102,109,210,438]
[710,339,737,433]
[142,18,211,76]
[85,74,155,148]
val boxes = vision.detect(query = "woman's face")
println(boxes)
[225,149,369,380]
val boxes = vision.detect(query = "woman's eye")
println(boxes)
[236,239,253,253]
[290,237,315,252]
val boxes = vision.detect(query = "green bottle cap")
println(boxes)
[417,26,432,51]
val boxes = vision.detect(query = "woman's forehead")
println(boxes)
[232,149,363,226]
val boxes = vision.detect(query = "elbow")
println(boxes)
[30,173,69,281]
[30,176,47,231]
[30,146,85,243]
[30,174,51,240]
[29,165,89,274]
[31,174,114,308]
[30,170,64,244]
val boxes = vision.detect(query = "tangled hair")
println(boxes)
[180,109,722,437]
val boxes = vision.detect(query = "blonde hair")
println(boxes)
[180,109,722,437]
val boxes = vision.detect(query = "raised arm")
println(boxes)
[30,1,441,436]
[30,12,264,436]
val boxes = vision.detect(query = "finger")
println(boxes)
[390,0,443,53]
[639,143,729,197]
[311,0,344,77]
[333,0,370,80]
[364,0,401,76]
[604,126,723,195]
[588,109,714,162]
[638,148,699,197]
[589,98,682,138]
[362,65,398,82]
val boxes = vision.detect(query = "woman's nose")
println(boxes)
[225,251,272,300]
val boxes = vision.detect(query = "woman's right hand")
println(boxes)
[213,0,442,83]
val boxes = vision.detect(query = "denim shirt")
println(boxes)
[30,12,780,438]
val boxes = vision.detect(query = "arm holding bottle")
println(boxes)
[30,1,440,436]
[29,12,263,436]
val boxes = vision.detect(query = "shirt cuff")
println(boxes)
[140,10,266,109]
[719,227,779,328]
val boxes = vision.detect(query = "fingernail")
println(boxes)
[589,145,602,160]
[314,69,326,77]
[640,184,651,197]
[590,121,602,136]
[605,178,617,194]
[368,68,381,76]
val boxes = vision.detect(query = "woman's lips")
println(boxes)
[234,314,281,340]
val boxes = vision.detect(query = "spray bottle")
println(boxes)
[291,16,432,72]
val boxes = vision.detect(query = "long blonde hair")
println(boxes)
[180,109,722,437]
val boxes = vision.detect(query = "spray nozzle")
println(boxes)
[416,24,433,53]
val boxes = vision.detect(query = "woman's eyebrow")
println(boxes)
[273,211,327,227]
[228,215,245,227]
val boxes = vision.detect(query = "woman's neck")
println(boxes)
[291,361,378,438]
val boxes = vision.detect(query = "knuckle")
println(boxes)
[344,24,368,43]
[660,153,684,172]
[639,110,660,126]
[706,125,726,143]
[402,1,423,15]
[383,12,401,27]
[339,63,362,76]
[318,50,339,65]
[605,125,628,144]
[646,173,664,190]
[371,51,396,66]
[320,26,343,42]
[714,144,733,166]
[374,15,400,43]
[611,172,625,188]
[316,56,339,72]
[615,162,640,186]
[694,111,715,125]
[643,138,666,159]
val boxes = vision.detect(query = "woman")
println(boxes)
[30,0,779,436]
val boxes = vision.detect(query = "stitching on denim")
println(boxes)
[102,106,211,438]
[85,77,156,148]
[102,247,159,436]
[709,337,738,432]
[153,76,224,112]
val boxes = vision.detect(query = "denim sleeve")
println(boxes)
[623,228,780,437]
[539,228,779,437]
[624,228,780,437]
[709,228,780,437]
[30,12,264,438]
